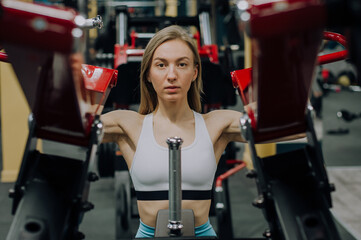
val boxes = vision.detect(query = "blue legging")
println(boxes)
[135,219,217,238]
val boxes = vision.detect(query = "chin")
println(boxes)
[166,98,179,102]
[162,95,183,102]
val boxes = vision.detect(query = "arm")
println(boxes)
[219,110,247,143]
[100,111,123,143]
[204,109,246,144]
[100,110,140,143]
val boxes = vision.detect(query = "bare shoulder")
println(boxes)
[102,109,144,124]
[101,110,145,142]
[202,109,243,124]
[202,109,245,143]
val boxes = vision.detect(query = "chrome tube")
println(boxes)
[199,12,212,45]
[116,11,127,45]
[74,15,103,29]
[166,137,183,235]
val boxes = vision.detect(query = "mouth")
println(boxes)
[165,86,180,93]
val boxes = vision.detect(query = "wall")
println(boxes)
[0,62,29,182]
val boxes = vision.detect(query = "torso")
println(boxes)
[117,110,228,168]
[115,110,230,227]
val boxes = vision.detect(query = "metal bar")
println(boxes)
[199,12,212,45]
[215,161,246,188]
[77,15,103,29]
[318,50,348,65]
[323,31,347,46]
[135,33,155,39]
[166,137,183,236]
[126,49,145,56]
[106,1,158,7]
[116,11,127,46]
[318,31,348,65]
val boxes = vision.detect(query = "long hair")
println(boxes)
[138,25,203,114]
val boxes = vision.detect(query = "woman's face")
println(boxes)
[148,39,198,103]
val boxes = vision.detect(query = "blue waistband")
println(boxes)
[195,219,213,233]
[135,219,217,238]
[136,219,155,238]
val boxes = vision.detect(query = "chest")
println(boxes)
[130,137,217,191]
[153,120,196,148]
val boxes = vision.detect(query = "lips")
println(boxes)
[165,86,180,93]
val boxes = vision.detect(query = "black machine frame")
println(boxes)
[6,115,104,240]
[239,106,340,240]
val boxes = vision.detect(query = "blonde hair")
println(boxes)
[138,25,203,114]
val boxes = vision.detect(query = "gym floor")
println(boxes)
[0,90,360,240]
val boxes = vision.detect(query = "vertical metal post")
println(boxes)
[199,11,212,45]
[166,137,183,236]
[115,8,127,45]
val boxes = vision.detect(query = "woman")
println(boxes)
[101,25,246,238]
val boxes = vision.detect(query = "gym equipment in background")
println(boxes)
[0,1,117,239]
[230,0,361,239]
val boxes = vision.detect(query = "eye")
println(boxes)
[178,62,187,68]
[157,63,165,68]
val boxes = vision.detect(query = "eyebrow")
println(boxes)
[153,56,191,62]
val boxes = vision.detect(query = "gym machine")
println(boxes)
[230,0,361,239]
[4,0,360,239]
[0,0,117,239]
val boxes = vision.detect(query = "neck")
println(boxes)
[154,99,193,123]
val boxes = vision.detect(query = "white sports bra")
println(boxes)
[130,111,217,200]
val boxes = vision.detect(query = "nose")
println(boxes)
[167,65,177,81]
